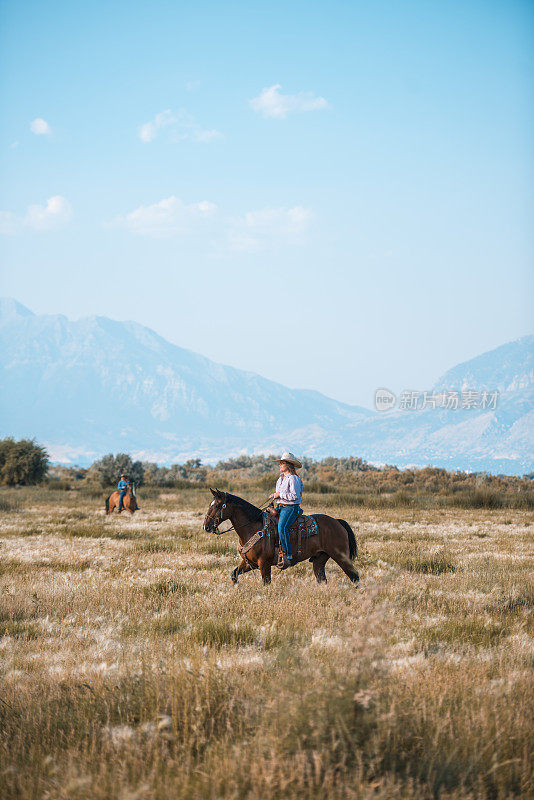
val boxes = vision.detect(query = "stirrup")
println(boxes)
[277,553,293,570]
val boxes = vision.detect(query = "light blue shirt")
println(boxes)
[276,473,303,505]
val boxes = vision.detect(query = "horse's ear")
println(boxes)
[210,487,217,497]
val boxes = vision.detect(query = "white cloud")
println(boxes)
[194,128,222,143]
[115,196,218,237]
[138,109,174,142]
[228,205,313,252]
[113,196,313,250]
[30,117,52,135]
[138,109,222,144]
[243,206,312,234]
[138,122,156,143]
[0,195,72,235]
[26,196,72,230]
[249,84,328,119]
[185,80,200,92]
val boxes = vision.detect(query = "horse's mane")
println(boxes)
[225,493,263,522]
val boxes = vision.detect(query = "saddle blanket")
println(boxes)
[262,510,318,541]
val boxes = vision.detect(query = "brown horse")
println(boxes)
[203,488,359,585]
[105,483,138,514]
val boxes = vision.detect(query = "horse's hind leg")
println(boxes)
[329,551,360,584]
[311,552,329,584]
[107,493,119,514]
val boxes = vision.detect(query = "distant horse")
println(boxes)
[203,488,359,585]
[105,482,138,514]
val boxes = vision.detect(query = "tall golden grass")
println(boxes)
[0,486,532,799]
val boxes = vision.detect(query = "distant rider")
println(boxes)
[117,473,129,513]
[269,452,303,570]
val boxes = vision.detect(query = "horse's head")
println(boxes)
[203,488,230,534]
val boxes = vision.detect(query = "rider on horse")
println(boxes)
[117,473,129,513]
[269,452,303,570]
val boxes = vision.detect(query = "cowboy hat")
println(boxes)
[272,451,302,469]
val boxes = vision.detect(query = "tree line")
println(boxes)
[0,439,532,507]
[0,440,382,488]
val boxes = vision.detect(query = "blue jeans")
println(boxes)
[118,490,126,511]
[276,504,300,559]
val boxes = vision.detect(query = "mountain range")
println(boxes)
[0,298,532,474]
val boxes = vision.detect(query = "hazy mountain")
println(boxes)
[0,298,532,474]
[0,298,371,464]
[343,336,534,475]
[433,336,534,394]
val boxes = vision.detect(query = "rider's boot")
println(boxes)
[277,552,293,570]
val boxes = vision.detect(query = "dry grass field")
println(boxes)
[0,486,533,799]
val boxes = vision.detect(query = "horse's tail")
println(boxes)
[337,519,357,560]
[105,495,110,514]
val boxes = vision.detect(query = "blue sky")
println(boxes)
[1,0,532,408]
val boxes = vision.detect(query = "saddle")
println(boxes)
[264,508,318,562]
[238,508,318,566]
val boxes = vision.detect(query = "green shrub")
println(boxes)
[90,453,144,488]
[0,438,49,486]
[45,478,72,491]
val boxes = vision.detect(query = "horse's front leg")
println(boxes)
[231,558,253,584]
[258,557,272,585]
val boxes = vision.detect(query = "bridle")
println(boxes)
[202,492,231,535]
[206,493,274,535]
[211,495,230,534]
